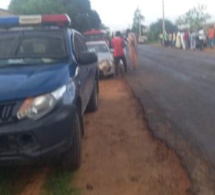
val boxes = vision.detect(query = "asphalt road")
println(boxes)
[126,45,215,193]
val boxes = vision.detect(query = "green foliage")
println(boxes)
[176,5,211,30]
[9,0,101,32]
[132,8,144,35]
[148,19,177,42]
[100,23,110,31]
[0,167,41,195]
[89,10,101,29]
[42,169,80,195]
[9,0,65,14]
[0,168,20,195]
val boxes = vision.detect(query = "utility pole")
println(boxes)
[162,0,166,45]
[139,10,141,37]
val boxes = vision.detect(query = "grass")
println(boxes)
[0,166,45,195]
[42,169,81,195]
[0,167,21,195]
[0,166,80,195]
[148,42,162,46]
[0,167,34,195]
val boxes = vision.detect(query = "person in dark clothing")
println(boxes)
[111,31,127,77]
[184,29,189,49]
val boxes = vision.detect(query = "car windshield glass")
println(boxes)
[88,44,109,53]
[85,34,106,41]
[0,30,67,66]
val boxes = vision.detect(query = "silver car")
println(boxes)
[87,41,114,77]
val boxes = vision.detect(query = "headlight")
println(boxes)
[99,60,110,67]
[17,85,67,120]
[99,59,113,71]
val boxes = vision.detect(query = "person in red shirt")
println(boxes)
[183,29,189,49]
[111,31,127,77]
[208,26,215,48]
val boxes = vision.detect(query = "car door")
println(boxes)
[77,34,95,100]
[72,32,89,112]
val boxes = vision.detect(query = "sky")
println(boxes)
[0,0,214,30]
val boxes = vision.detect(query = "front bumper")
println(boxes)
[0,102,77,165]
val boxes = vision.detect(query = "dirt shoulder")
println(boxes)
[72,79,190,195]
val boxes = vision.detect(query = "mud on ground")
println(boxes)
[13,79,191,195]
[72,79,190,195]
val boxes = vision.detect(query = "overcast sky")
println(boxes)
[0,0,214,30]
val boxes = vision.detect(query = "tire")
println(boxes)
[77,102,84,137]
[86,81,98,112]
[79,112,84,137]
[61,112,82,171]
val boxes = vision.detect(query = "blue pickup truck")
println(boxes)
[0,14,99,170]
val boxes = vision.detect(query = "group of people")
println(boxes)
[110,29,138,78]
[160,26,215,51]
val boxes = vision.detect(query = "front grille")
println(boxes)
[0,103,16,124]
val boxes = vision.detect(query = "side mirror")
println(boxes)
[78,51,98,65]
[110,49,114,54]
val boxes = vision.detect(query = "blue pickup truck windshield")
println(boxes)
[0,30,68,66]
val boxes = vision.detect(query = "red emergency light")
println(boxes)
[42,14,71,27]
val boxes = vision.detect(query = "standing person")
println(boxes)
[126,29,138,70]
[181,30,186,50]
[111,31,127,77]
[184,29,189,49]
[190,30,196,50]
[164,31,169,46]
[208,26,215,48]
[159,33,164,46]
[172,32,176,47]
[168,33,173,47]
[199,27,206,51]
[176,31,182,49]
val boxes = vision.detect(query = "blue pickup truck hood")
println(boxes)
[0,63,75,102]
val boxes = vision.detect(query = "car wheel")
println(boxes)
[61,111,82,171]
[77,103,84,137]
[86,81,98,112]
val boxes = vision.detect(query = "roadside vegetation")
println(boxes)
[0,168,21,195]
[9,0,102,33]
[0,167,41,195]
[147,4,211,43]
[42,169,80,195]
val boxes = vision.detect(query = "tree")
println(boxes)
[147,19,177,42]
[176,5,211,31]
[9,0,102,32]
[132,8,145,35]
[100,23,110,31]
[9,0,65,14]
[89,10,101,29]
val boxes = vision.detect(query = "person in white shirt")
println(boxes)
[175,31,182,49]
[198,27,206,51]
[180,30,186,50]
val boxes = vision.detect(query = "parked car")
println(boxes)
[0,14,99,170]
[87,41,114,77]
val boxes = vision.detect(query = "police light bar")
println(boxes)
[0,14,71,27]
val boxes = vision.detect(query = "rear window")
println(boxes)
[87,43,109,53]
[84,34,106,42]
